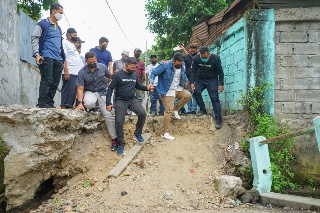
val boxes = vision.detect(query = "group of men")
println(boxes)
[31,2,225,155]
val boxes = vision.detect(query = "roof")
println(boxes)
[187,0,320,49]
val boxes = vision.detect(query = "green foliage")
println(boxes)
[17,0,58,21]
[307,178,315,190]
[145,0,228,59]
[239,83,297,192]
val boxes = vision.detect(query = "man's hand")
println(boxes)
[185,81,189,89]
[147,84,154,92]
[106,105,112,112]
[218,85,224,92]
[114,70,119,73]
[74,103,85,111]
[36,55,44,65]
[64,70,70,80]
[190,83,195,92]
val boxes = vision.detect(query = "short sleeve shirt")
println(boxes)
[89,47,113,68]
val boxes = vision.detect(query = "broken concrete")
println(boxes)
[0,105,106,210]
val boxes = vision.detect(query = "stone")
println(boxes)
[121,191,128,196]
[214,175,243,199]
[163,192,174,200]
[89,179,95,186]
[239,189,260,203]
[191,202,199,209]
[64,205,73,212]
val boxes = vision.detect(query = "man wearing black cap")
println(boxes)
[60,28,85,109]
[190,46,224,129]
[134,48,145,103]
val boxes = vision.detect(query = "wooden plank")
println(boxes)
[107,133,151,178]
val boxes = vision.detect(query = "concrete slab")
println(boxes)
[260,192,320,211]
[107,133,151,178]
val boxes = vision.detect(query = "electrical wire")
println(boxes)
[63,13,71,27]
[103,0,132,45]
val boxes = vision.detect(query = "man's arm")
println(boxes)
[106,74,117,106]
[31,24,44,65]
[74,86,85,110]
[113,60,117,72]
[108,61,113,77]
[179,45,189,55]
[215,56,224,86]
[149,63,165,84]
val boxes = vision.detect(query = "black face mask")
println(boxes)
[101,45,107,51]
[190,53,197,57]
[134,53,140,58]
[88,63,97,69]
[151,60,157,65]
[174,65,182,69]
[122,56,128,62]
[71,36,78,42]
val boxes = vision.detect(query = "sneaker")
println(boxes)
[196,110,207,116]
[117,146,124,155]
[158,111,164,116]
[215,120,222,129]
[172,111,181,119]
[111,139,118,151]
[161,132,175,140]
[135,134,144,143]
[36,104,51,108]
[190,111,196,114]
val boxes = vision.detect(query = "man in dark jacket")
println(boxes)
[31,2,65,108]
[190,46,224,129]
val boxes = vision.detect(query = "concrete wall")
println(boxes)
[274,7,320,184]
[0,1,60,107]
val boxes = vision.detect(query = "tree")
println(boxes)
[145,0,228,59]
[17,0,58,21]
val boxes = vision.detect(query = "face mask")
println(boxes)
[151,60,157,65]
[101,45,107,51]
[71,36,78,42]
[174,65,182,69]
[134,53,140,58]
[191,53,197,57]
[54,12,63,21]
[87,63,97,69]
[201,58,209,63]
[122,56,128,61]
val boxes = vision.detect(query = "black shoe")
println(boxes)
[196,111,207,116]
[36,104,51,108]
[190,111,196,114]
[215,120,222,129]
[48,104,56,108]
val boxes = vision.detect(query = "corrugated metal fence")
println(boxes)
[19,9,37,67]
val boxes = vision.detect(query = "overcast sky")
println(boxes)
[42,0,156,59]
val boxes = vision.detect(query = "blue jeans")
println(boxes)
[193,78,222,121]
[150,87,165,113]
[187,81,197,112]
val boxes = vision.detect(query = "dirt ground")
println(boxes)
[27,114,314,213]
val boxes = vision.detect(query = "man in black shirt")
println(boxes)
[106,57,154,155]
[190,46,224,129]
[180,43,198,114]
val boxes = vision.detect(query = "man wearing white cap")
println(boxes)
[113,50,129,73]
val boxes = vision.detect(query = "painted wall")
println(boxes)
[0,1,60,107]
[274,7,320,184]
[208,10,275,114]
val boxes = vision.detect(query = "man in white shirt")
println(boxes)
[146,55,165,115]
[61,28,85,109]
[149,53,191,140]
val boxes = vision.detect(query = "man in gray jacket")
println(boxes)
[31,2,65,108]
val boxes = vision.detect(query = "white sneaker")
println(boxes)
[172,110,181,119]
[161,132,175,140]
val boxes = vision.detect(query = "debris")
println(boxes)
[121,191,128,196]
[214,175,243,199]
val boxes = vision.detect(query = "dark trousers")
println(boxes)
[38,57,63,106]
[115,98,147,146]
[150,87,165,113]
[194,78,222,121]
[61,74,77,108]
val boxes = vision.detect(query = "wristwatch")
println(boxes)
[77,101,83,105]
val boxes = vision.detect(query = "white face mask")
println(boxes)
[54,13,63,21]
